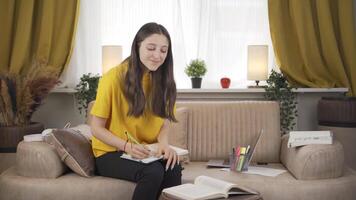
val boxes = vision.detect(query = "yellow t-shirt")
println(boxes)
[90,61,164,157]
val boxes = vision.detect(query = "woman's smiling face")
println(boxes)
[139,33,169,71]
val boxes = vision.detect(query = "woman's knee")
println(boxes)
[141,162,165,181]
[164,164,182,185]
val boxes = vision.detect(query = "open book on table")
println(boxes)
[162,175,258,200]
[120,143,189,164]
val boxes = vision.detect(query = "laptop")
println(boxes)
[244,129,264,168]
[206,129,264,168]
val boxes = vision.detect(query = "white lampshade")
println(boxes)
[247,45,268,81]
[102,45,123,74]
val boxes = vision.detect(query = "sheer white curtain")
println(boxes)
[59,0,101,88]
[60,0,274,89]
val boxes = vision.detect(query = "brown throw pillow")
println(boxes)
[45,129,95,177]
[168,107,189,163]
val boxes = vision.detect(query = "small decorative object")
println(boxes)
[184,59,207,88]
[75,73,101,115]
[220,77,231,89]
[247,45,268,87]
[264,69,297,135]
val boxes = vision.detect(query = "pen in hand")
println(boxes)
[124,131,151,155]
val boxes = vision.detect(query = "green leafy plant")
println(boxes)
[264,69,297,135]
[0,59,60,126]
[184,59,207,78]
[75,73,100,115]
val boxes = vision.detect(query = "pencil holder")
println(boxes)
[229,152,236,171]
[229,146,252,172]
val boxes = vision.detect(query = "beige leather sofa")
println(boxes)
[1,101,356,200]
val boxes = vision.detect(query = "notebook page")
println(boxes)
[120,153,163,164]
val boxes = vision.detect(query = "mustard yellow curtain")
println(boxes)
[268,0,356,96]
[0,0,79,76]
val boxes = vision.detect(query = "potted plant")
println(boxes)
[264,69,298,135]
[0,59,60,152]
[185,59,207,88]
[75,73,100,116]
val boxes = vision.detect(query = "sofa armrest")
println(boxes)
[16,141,67,178]
[280,135,344,180]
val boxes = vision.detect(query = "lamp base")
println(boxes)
[247,80,267,88]
[248,85,267,88]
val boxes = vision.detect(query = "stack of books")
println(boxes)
[287,131,333,148]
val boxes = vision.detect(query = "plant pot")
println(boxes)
[0,122,44,153]
[191,77,202,88]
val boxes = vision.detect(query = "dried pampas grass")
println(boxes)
[0,59,60,126]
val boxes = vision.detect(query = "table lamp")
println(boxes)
[102,45,122,74]
[247,45,268,87]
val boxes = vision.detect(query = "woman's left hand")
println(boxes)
[156,143,178,171]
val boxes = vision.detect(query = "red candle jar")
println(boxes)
[220,77,231,88]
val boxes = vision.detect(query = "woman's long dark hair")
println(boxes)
[123,22,177,122]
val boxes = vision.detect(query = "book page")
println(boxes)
[146,143,189,156]
[195,176,237,196]
[195,176,257,196]
[163,183,222,200]
[242,166,286,177]
[120,153,163,164]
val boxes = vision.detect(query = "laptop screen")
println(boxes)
[246,129,264,165]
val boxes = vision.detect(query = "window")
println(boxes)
[62,0,274,89]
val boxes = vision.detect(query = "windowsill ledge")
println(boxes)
[178,88,348,93]
[51,87,348,94]
[51,87,77,93]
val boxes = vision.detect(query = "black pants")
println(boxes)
[95,151,182,200]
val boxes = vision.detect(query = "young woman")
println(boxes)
[90,22,181,200]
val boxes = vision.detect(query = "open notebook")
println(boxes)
[120,143,188,164]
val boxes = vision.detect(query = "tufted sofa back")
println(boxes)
[176,101,281,163]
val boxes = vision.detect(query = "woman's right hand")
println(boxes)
[124,143,151,159]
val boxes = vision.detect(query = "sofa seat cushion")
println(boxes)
[16,141,66,178]
[2,163,356,200]
[182,162,356,200]
[0,167,135,200]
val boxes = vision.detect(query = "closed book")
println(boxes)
[288,131,333,148]
[289,131,332,138]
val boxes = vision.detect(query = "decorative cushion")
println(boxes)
[69,124,92,141]
[45,129,95,177]
[168,107,189,162]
